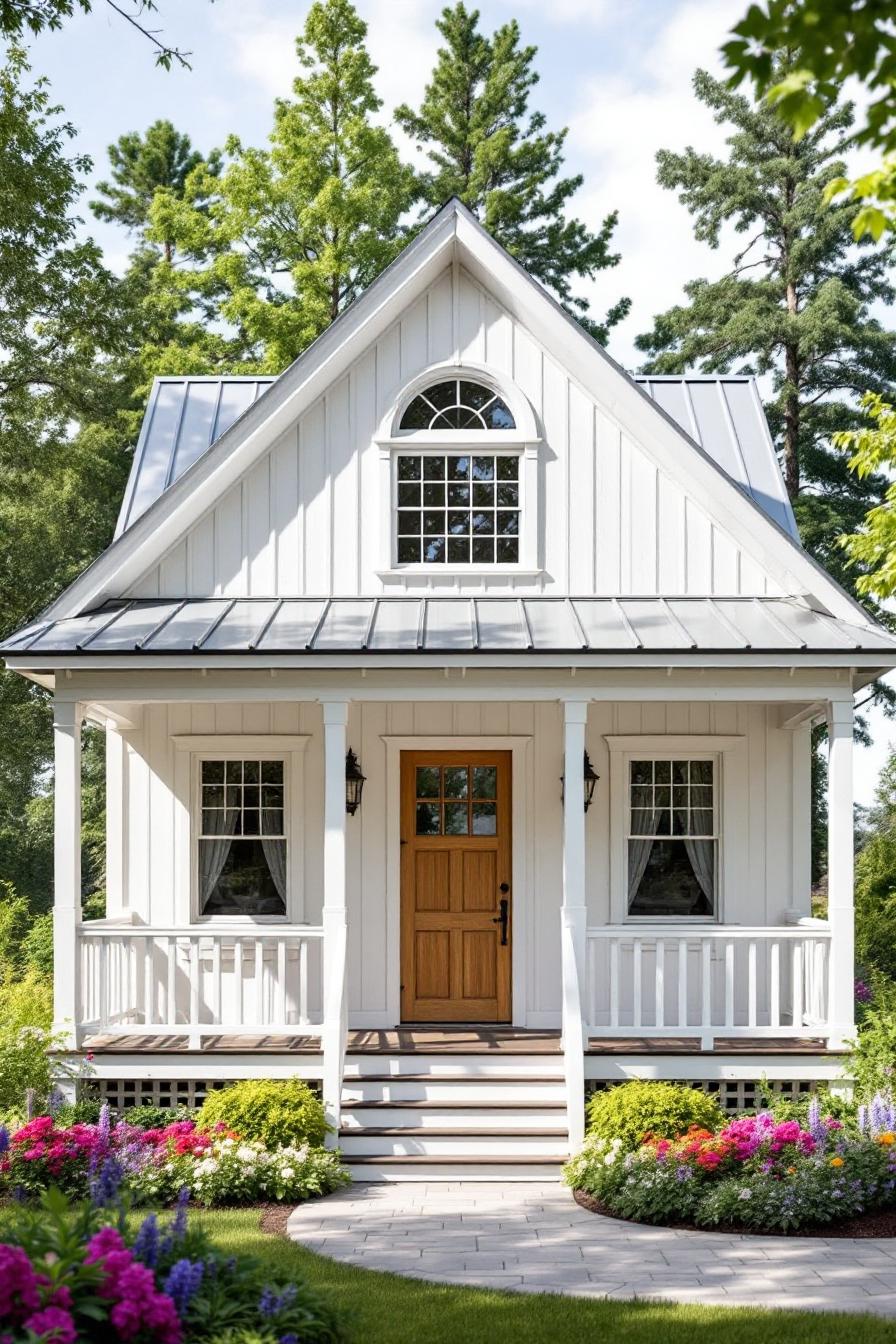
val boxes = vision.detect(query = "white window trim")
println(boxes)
[375,439,540,577]
[173,735,310,926]
[605,735,745,926]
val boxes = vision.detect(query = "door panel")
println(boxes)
[400,751,511,1022]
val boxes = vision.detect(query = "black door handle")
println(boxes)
[499,882,510,893]
[492,898,509,945]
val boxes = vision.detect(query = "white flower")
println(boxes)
[281,1167,295,1179]
[236,1146,257,1162]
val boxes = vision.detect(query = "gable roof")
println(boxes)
[116,371,798,545]
[18,198,887,633]
[634,377,798,540]
[116,377,275,537]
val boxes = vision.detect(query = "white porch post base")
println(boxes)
[321,701,349,1146]
[53,700,82,1050]
[561,700,589,1154]
[826,698,856,1051]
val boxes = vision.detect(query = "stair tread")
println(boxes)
[344,1073,564,1083]
[340,1127,567,1137]
[345,1154,568,1165]
[341,1100,567,1110]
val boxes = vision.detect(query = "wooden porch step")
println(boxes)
[345,1154,567,1166]
[341,1099,566,1109]
[340,1126,565,1138]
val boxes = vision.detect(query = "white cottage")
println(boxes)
[5,199,896,1180]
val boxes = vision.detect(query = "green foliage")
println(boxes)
[0,970,58,1113]
[723,2,896,239]
[585,1080,722,1152]
[850,1005,896,1100]
[118,1102,191,1129]
[148,0,416,372]
[130,1134,349,1208]
[836,393,896,599]
[91,118,221,263]
[636,67,896,538]
[396,2,627,341]
[53,1098,104,1126]
[197,1078,329,1148]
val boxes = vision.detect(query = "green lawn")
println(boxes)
[194,1207,896,1344]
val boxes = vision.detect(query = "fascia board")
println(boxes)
[454,211,874,628]
[43,211,459,621]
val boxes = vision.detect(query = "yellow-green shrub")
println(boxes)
[197,1078,328,1148]
[586,1080,722,1151]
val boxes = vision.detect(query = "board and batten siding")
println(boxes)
[127,266,780,602]
[105,699,809,1027]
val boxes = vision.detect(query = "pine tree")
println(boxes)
[91,119,221,263]
[395,2,628,342]
[636,69,896,597]
[148,0,416,372]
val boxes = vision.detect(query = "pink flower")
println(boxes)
[85,1226,126,1264]
[0,1244,42,1320]
[22,1306,77,1344]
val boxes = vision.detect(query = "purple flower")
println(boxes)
[259,1284,298,1318]
[159,1187,191,1259]
[0,1126,9,1157]
[89,1153,124,1208]
[163,1258,205,1315]
[855,978,873,1004]
[133,1214,160,1269]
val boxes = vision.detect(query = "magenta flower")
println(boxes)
[0,1244,42,1320]
[22,1305,77,1344]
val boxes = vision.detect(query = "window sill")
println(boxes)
[376,566,544,580]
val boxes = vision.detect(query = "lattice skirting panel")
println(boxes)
[585,1078,817,1114]
[93,1078,323,1110]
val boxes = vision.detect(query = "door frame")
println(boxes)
[382,736,533,1029]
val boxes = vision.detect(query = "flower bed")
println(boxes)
[0,1186,345,1342]
[0,1108,349,1208]
[564,1095,896,1233]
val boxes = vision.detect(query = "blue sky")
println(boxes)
[25,0,894,803]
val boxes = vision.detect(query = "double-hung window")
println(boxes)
[626,758,717,918]
[198,758,287,918]
[381,374,538,573]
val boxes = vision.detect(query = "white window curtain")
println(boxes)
[261,835,287,903]
[199,807,238,904]
[684,837,715,905]
[628,808,661,904]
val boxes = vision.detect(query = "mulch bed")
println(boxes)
[572,1188,896,1238]
[258,1203,293,1237]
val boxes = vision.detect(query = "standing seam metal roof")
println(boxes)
[114,372,798,542]
[3,597,893,657]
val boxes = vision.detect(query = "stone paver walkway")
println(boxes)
[287,1181,896,1315]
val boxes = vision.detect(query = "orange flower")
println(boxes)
[830,1156,844,1167]
[786,1166,796,1175]
[877,1132,895,1146]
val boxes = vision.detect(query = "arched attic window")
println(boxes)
[395,378,520,565]
[399,378,516,431]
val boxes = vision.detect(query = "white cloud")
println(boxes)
[566,0,743,366]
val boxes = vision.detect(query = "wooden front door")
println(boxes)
[400,751,512,1022]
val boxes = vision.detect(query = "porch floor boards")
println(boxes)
[76,1027,841,1056]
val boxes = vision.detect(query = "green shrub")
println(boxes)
[850,1005,896,1100]
[53,1099,105,1127]
[121,1102,192,1130]
[197,1078,328,1148]
[0,969,58,1113]
[586,1080,722,1151]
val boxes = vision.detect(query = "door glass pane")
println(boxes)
[472,766,497,798]
[444,803,469,834]
[416,766,440,798]
[443,767,468,798]
[415,803,440,835]
[472,802,497,834]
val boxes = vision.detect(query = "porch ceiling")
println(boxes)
[4,595,896,659]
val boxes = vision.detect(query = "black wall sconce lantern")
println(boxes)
[560,751,599,813]
[345,749,366,816]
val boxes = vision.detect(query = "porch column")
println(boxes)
[53,699,82,1057]
[561,700,588,1152]
[321,700,349,1144]
[827,697,855,1049]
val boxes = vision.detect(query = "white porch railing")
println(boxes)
[77,924,324,1043]
[585,921,832,1049]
